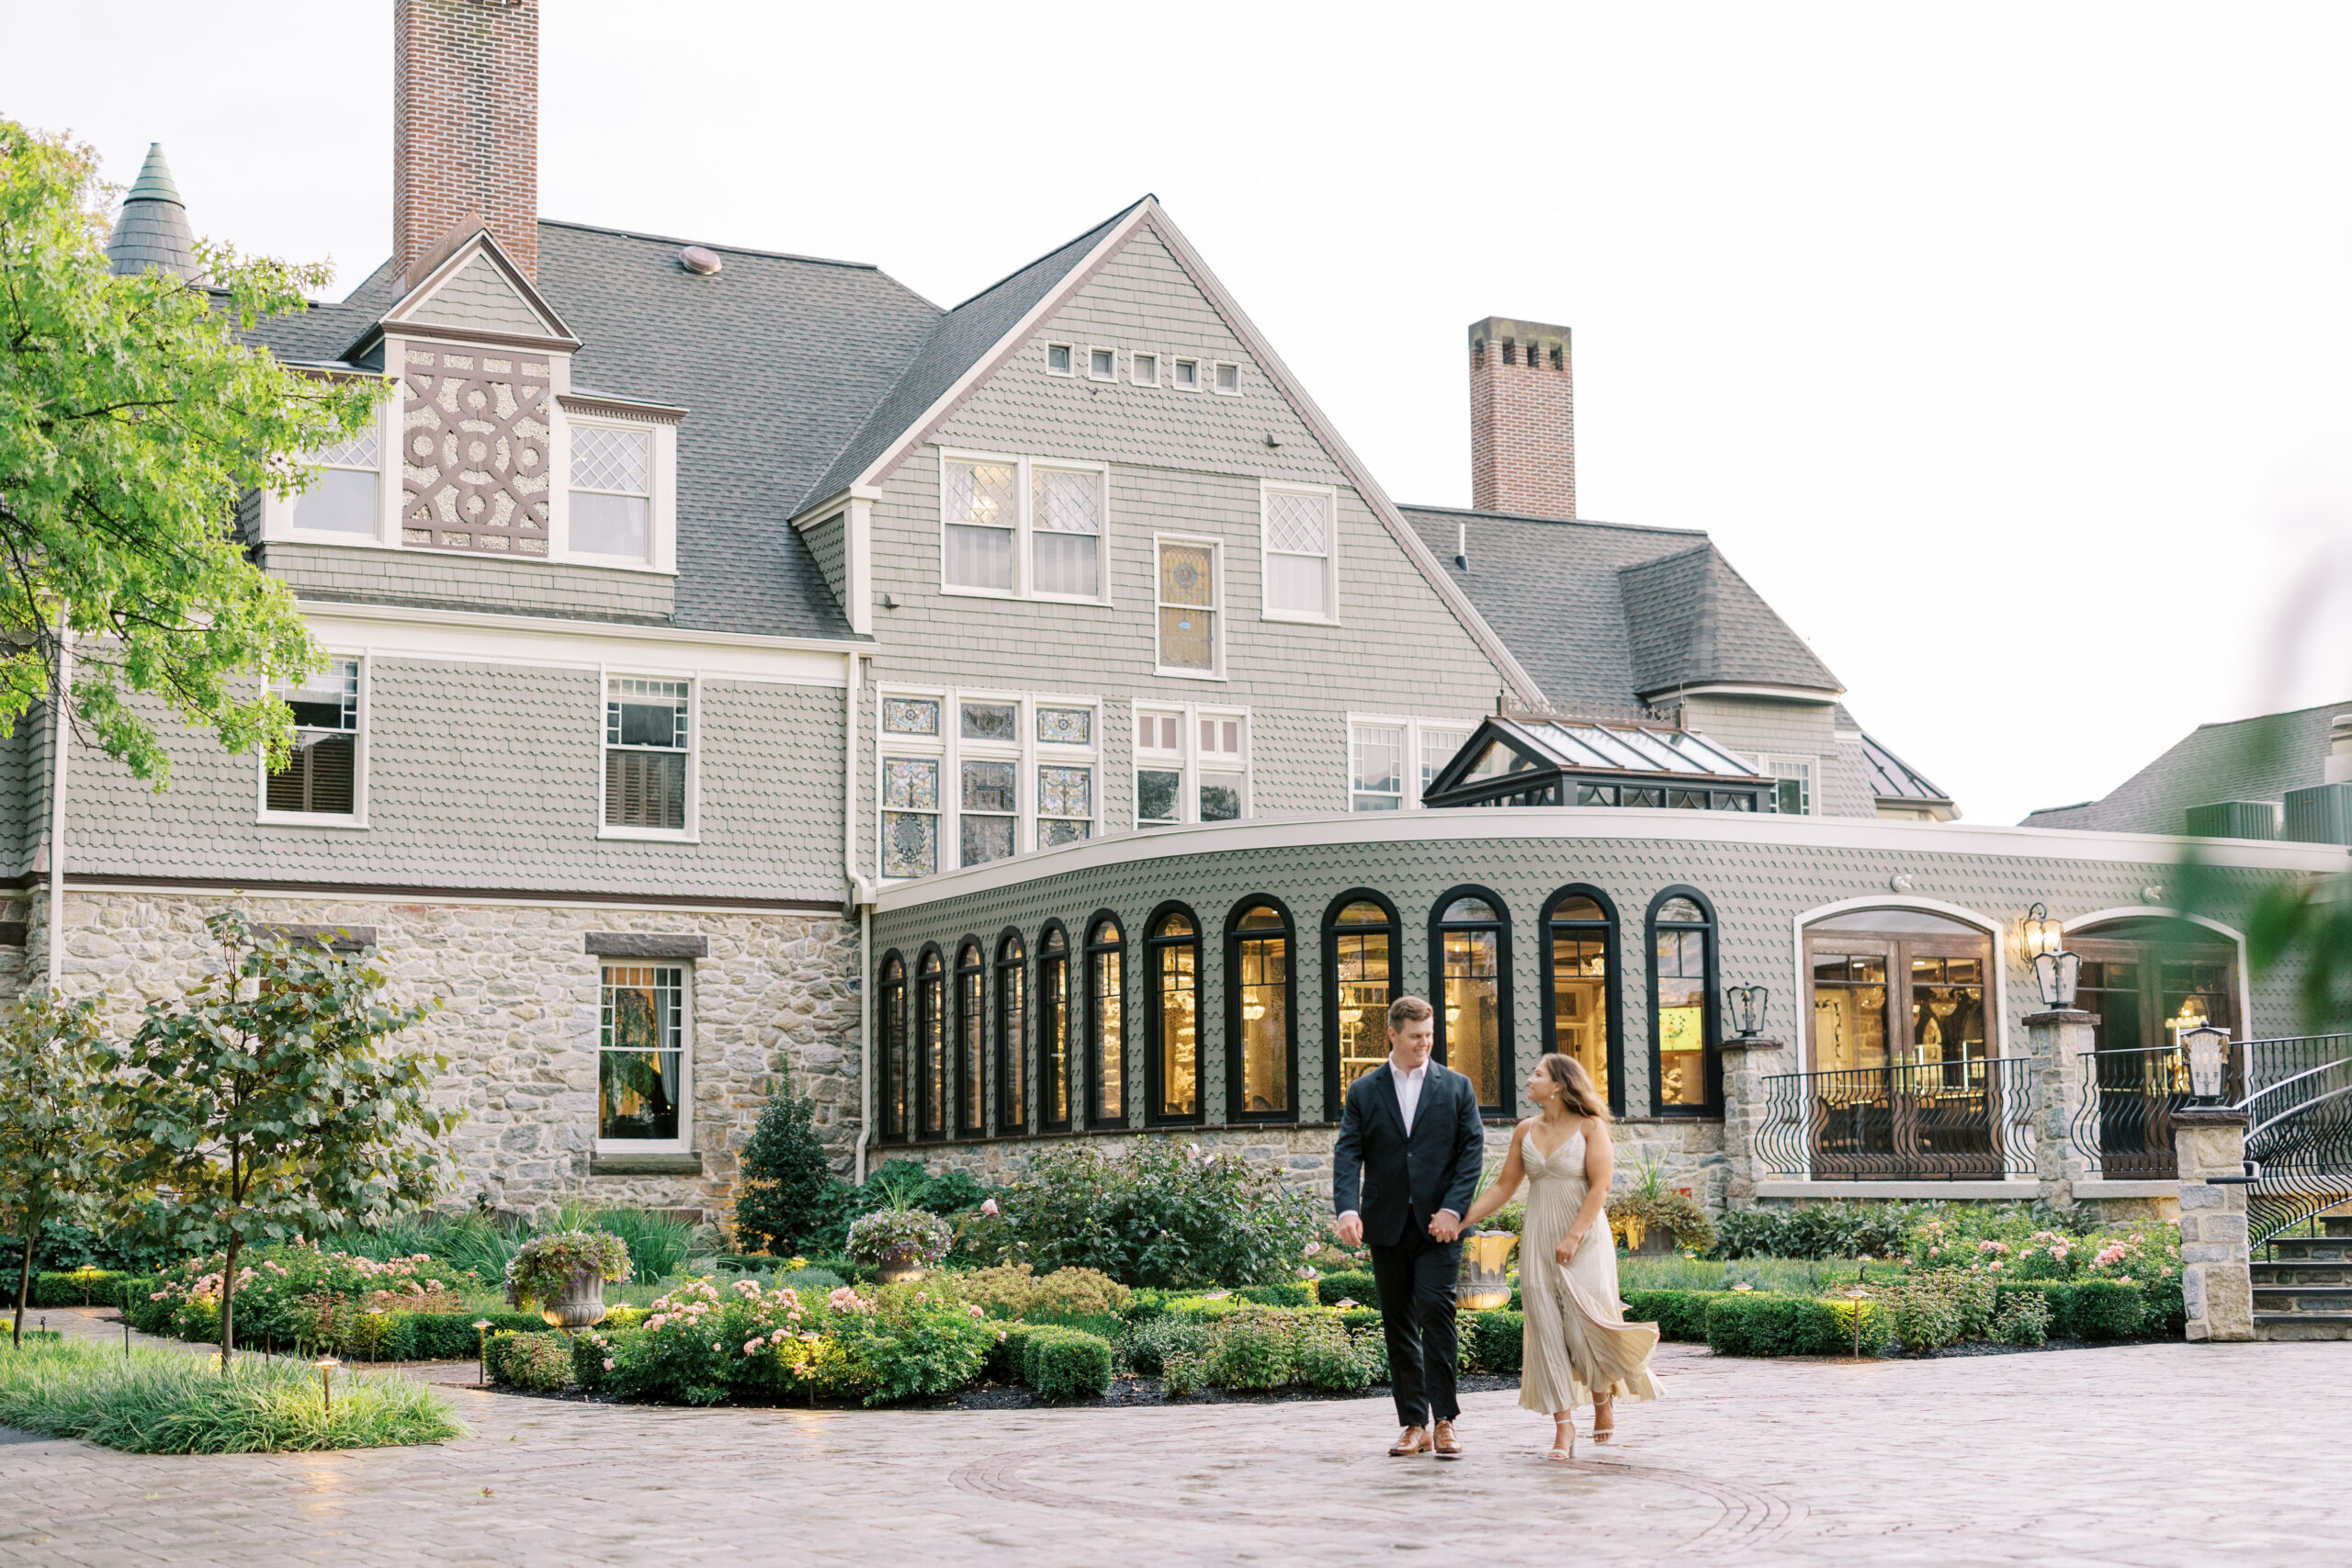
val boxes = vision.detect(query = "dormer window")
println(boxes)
[570,425,651,559]
[292,432,383,536]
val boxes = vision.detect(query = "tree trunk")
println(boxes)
[11,1210,37,1349]
[219,1234,239,1371]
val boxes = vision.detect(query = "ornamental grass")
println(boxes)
[0,1339,464,1453]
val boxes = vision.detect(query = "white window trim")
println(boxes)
[1130,351,1160,388]
[1152,532,1227,681]
[1762,754,1818,817]
[1211,361,1243,396]
[597,667,700,842]
[935,449,1112,606]
[1171,357,1201,393]
[1258,479,1342,626]
[594,960,694,1154]
[876,686,1103,881]
[255,652,371,829]
[551,412,678,575]
[1045,342,1076,377]
[255,394,401,549]
[1087,345,1120,382]
[1345,713,1478,812]
[1132,701,1253,828]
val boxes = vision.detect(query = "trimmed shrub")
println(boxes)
[1023,1326,1114,1400]
[1316,1269,1378,1308]
[31,1270,131,1308]
[1463,1310,1523,1374]
[486,1331,573,1391]
[2074,1280,2147,1340]
[731,1087,852,1256]
[1704,1292,1889,1357]
[571,1328,630,1391]
[1712,1202,1914,1261]
[1337,1305,1384,1337]
[1237,1280,1316,1308]
[960,1264,1133,1321]
[1623,1289,1728,1342]
[1882,1271,1996,1352]
[1995,1291,2052,1346]
[1120,1317,1212,1377]
[1208,1313,1294,1390]
[985,1322,1032,1382]
[1292,1314,1374,1392]
[1993,1281,2077,1340]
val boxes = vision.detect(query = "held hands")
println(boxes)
[1428,1211,1463,1244]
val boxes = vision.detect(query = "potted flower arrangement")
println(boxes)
[845,1208,953,1283]
[1604,1157,1715,1255]
[506,1229,634,1329]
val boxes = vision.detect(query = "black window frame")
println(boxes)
[1225,894,1301,1123]
[878,951,908,1142]
[1645,885,1721,1118]
[1036,921,1073,1133]
[955,939,986,1138]
[1541,884,1624,1119]
[994,928,1026,1135]
[1144,901,1205,1126]
[1322,888,1400,1121]
[1430,884,1515,1119]
[1084,911,1128,1129]
[915,944,946,1140]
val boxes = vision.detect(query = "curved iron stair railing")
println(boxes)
[2231,1043,2352,1251]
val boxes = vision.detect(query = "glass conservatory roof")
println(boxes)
[1469,718,1767,783]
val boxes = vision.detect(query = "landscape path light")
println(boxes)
[473,1319,493,1388]
[314,1357,340,1421]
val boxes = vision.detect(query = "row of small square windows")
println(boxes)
[1046,343,1242,394]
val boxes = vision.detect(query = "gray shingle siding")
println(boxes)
[407,254,547,333]
[802,514,848,616]
[262,542,675,624]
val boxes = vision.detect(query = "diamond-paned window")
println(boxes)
[293,430,381,536]
[1038,706,1091,746]
[1032,468,1101,597]
[571,425,652,558]
[308,431,381,471]
[1264,489,1334,618]
[571,426,650,494]
[944,460,1016,592]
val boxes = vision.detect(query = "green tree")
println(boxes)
[730,1084,847,1255]
[106,913,457,1366]
[0,120,382,783]
[0,994,121,1346]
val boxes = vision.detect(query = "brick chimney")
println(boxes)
[1467,316,1574,518]
[393,0,539,288]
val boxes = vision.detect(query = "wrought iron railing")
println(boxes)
[2234,1043,2352,1250]
[1759,1056,2037,1181]
[2070,1046,2235,1180]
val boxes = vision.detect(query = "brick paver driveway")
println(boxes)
[3,1311,2343,1567]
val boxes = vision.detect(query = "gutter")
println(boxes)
[842,650,879,1182]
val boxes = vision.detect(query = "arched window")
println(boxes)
[956,941,985,1137]
[1324,891,1397,1111]
[1543,886,1621,1117]
[1647,889,1717,1117]
[878,953,907,1141]
[1087,915,1126,1126]
[1037,923,1071,1131]
[1227,899,1297,1121]
[994,931,1026,1134]
[1146,905,1202,1123]
[916,947,945,1138]
[1431,888,1512,1115]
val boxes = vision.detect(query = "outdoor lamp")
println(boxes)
[2022,902,2064,961]
[1727,984,1769,1038]
[472,1318,493,1387]
[313,1357,341,1418]
[2184,1025,2232,1101]
[2032,948,2082,1010]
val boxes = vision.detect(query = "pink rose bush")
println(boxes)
[133,1239,481,1349]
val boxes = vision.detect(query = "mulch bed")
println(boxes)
[483,1373,1527,1412]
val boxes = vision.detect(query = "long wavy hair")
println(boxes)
[1536,1053,1611,1122]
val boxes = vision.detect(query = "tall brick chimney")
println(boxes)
[1467,316,1574,519]
[393,0,539,289]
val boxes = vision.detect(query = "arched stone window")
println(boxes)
[1646,889,1717,1117]
[916,946,945,1138]
[1227,899,1297,1121]
[1544,886,1621,1116]
[1146,905,1203,1123]
[1431,887,1512,1115]
[1087,915,1126,1126]
[995,930,1026,1134]
[1324,891,1398,1111]
[878,952,907,1141]
[1037,923,1071,1131]
[956,940,985,1137]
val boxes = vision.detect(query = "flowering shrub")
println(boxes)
[956,1263,1131,1321]
[845,1209,953,1270]
[486,1331,574,1391]
[504,1230,632,1308]
[595,1277,838,1405]
[135,1242,481,1348]
[825,1283,998,1405]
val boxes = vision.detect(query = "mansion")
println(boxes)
[30,0,2347,1224]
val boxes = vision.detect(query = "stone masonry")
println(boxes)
[28,889,860,1223]
[2172,1106,2255,1341]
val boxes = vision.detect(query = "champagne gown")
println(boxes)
[1516,1126,1665,1415]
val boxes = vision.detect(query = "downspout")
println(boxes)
[44,614,70,993]
[843,649,879,1182]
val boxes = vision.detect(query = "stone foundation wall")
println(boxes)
[28,889,861,1222]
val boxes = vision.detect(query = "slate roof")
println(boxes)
[1397,505,1841,709]
[246,220,944,638]
[106,144,200,281]
[2020,699,2352,833]
[1861,730,1951,807]
[796,201,1141,511]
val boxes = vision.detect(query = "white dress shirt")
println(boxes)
[1338,1056,1453,1229]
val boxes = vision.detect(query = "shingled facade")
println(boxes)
[33,0,2343,1224]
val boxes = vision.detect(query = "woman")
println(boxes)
[1461,1053,1663,1459]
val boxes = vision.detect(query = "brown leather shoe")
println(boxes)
[1388,1425,1431,1456]
[1432,1419,1464,1459]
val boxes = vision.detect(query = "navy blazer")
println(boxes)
[1330,1061,1487,1248]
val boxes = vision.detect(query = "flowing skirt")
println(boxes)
[1517,1176,1664,1415]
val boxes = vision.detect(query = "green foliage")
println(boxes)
[1880,1270,1997,1352]
[0,1337,462,1452]
[985,1321,1033,1382]
[1118,1316,1213,1377]
[1622,1289,1730,1341]
[1292,1313,1374,1391]
[1021,1325,1114,1400]
[29,1269,130,1307]
[730,1087,846,1255]
[1148,1304,1384,1394]
[559,1204,696,1285]
[485,1331,573,1391]
[1605,1157,1716,1252]
[0,994,119,1343]
[1703,1291,1892,1357]
[1995,1290,2052,1346]
[504,1230,631,1307]
[1621,1254,1900,1295]
[826,1281,995,1406]
[956,1263,1133,1321]
[1711,1201,1915,1261]
[1236,1280,1315,1307]
[2074,1280,2148,1340]
[1315,1269,1378,1307]
[0,121,384,783]
[104,912,452,1364]
[953,1141,1324,1288]
[1463,1309,1524,1374]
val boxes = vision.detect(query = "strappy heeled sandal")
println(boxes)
[1389,1425,1431,1457]
[1547,1416,1576,1461]
[1591,1394,1615,1443]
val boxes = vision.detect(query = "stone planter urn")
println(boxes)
[539,1270,610,1330]
[1456,1230,1519,1310]
[876,1248,928,1286]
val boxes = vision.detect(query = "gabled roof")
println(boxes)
[107,143,200,282]
[1861,730,1951,807]
[2020,698,2352,832]
[355,227,578,357]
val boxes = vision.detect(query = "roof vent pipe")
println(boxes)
[679,245,723,276]
[1455,521,1468,570]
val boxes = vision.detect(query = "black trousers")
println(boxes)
[1370,1225,1462,1427]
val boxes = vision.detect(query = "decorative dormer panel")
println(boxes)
[399,344,554,554]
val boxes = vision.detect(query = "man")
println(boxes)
[1331,994,1487,1459]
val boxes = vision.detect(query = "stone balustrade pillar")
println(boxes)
[1717,1035,1783,1210]
[2172,1106,2254,1342]
[2026,1008,2098,1210]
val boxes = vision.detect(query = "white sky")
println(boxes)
[10,1,2352,825]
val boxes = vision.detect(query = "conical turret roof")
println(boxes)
[107,143,200,281]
